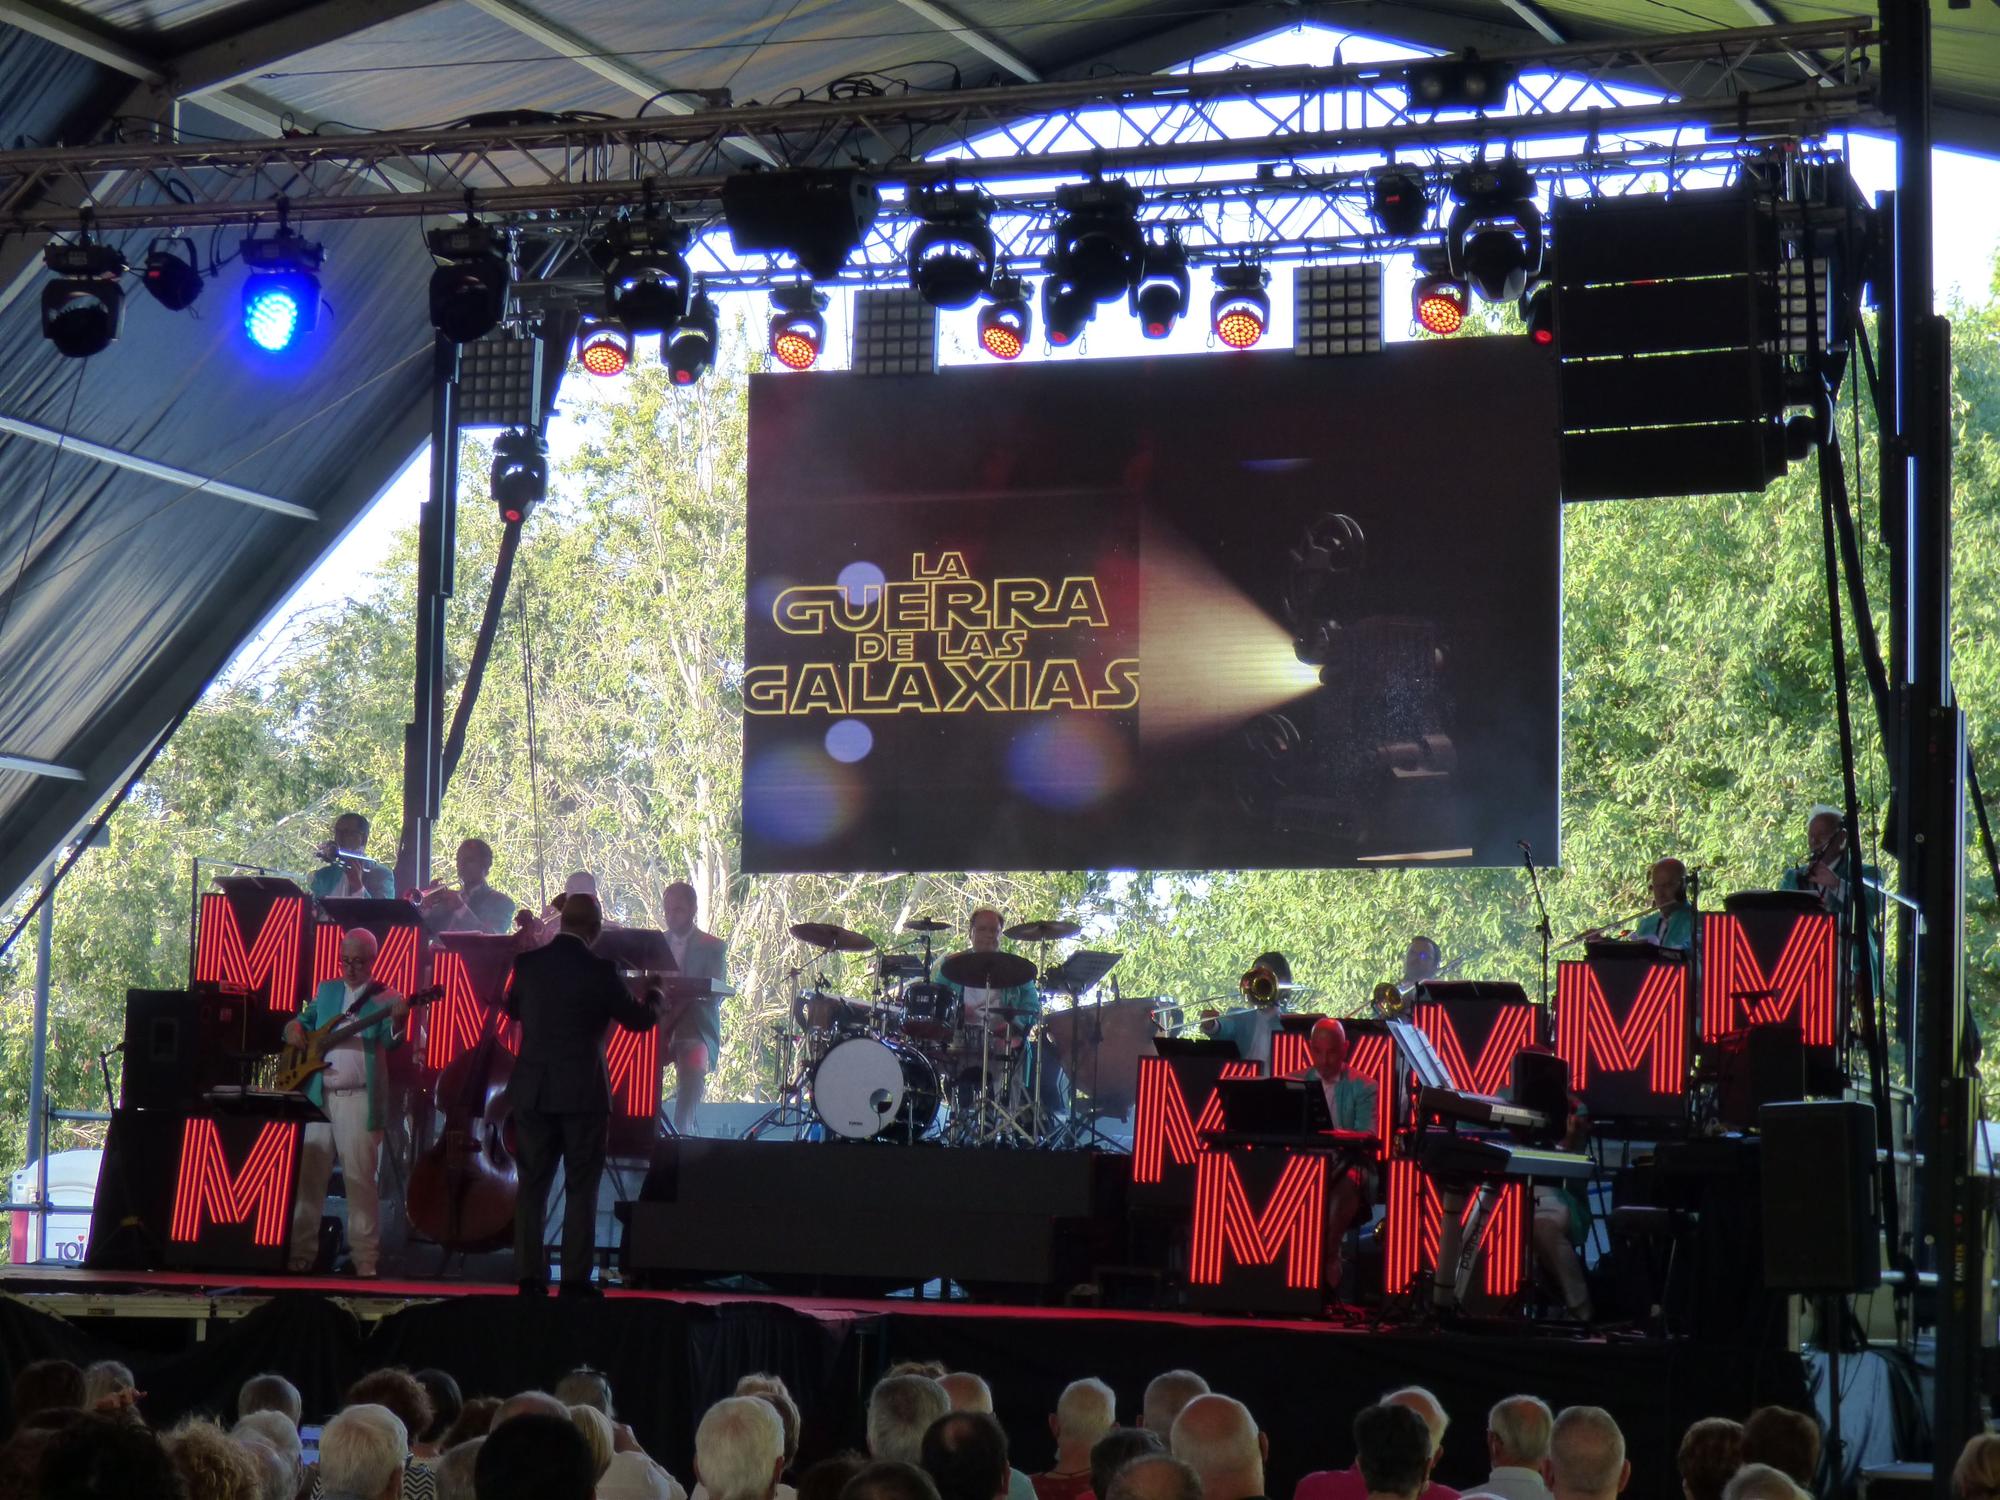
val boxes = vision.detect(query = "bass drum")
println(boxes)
[810,1036,941,1142]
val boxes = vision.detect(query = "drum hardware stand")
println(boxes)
[743,967,817,1141]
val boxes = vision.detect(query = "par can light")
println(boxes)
[577,315,633,377]
[240,230,325,353]
[141,238,203,313]
[769,282,828,370]
[1210,262,1270,350]
[978,272,1032,360]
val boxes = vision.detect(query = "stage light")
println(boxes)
[1447,158,1542,304]
[240,230,324,352]
[665,289,719,386]
[978,272,1031,360]
[722,168,880,280]
[490,427,548,525]
[769,282,828,370]
[1131,237,1190,339]
[1413,270,1469,335]
[140,238,203,312]
[576,315,632,377]
[601,217,692,335]
[426,220,511,344]
[40,240,126,359]
[1042,278,1094,347]
[1368,166,1430,238]
[1050,178,1145,307]
[908,186,995,309]
[1405,53,1517,111]
[1210,262,1270,350]
[1521,280,1555,346]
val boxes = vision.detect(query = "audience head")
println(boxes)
[799,1455,870,1500]
[1721,1466,1810,1500]
[940,1373,994,1415]
[13,1360,86,1424]
[442,1396,500,1449]
[39,1412,184,1500]
[738,1374,804,1468]
[1741,1409,1820,1490]
[164,1418,262,1500]
[1549,1408,1629,1500]
[1489,1397,1555,1472]
[433,1437,484,1500]
[1354,1404,1435,1500]
[1170,1395,1266,1500]
[81,1361,136,1409]
[1108,1455,1206,1500]
[1093,1429,1167,1500]
[698,1396,788,1500]
[319,1405,408,1500]
[237,1374,303,1428]
[1053,1379,1118,1452]
[494,1390,571,1428]
[1956,1436,2000,1500]
[887,1362,951,1381]
[554,1367,617,1418]
[1382,1389,1448,1472]
[1143,1372,1211,1440]
[475,1412,596,1500]
[414,1369,463,1446]
[237,1434,294,1500]
[1678,1419,1745,1500]
[569,1405,617,1480]
[347,1369,433,1453]
[921,1411,1011,1500]
[869,1376,952,1466]
[231,1414,302,1487]
[843,1460,944,1500]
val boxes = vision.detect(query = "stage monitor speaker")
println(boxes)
[1760,1099,1880,1293]
[120,987,254,1108]
[1510,1049,1570,1146]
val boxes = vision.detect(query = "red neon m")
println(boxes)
[1131,1058,1260,1184]
[1556,963,1686,1093]
[606,1026,660,1118]
[1189,1151,1327,1291]
[193,893,304,1012]
[1383,1157,1524,1297]
[169,1118,298,1246]
[311,924,421,996]
[425,952,521,1069]
[1701,913,1838,1046]
[1415,1003,1538,1097]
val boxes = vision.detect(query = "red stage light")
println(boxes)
[577,317,631,376]
[770,314,824,371]
[1213,302,1266,349]
[1414,276,1469,335]
[980,321,1024,359]
[1209,263,1269,351]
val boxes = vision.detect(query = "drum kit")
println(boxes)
[743,914,1145,1148]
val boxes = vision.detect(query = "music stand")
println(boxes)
[1387,1017,1455,1091]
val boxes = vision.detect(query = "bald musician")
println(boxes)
[1633,858,1695,952]
[1305,1017,1377,1296]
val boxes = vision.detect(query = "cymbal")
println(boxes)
[1004,919,1081,943]
[902,917,951,933]
[940,949,1039,990]
[789,921,875,953]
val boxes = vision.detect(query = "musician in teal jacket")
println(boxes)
[283,928,407,1277]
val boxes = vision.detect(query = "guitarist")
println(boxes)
[284,928,409,1278]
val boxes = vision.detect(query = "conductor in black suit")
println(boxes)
[505,891,662,1295]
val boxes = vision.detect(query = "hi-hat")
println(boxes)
[940,949,1038,990]
[1005,919,1081,943]
[789,921,875,952]
[902,917,951,932]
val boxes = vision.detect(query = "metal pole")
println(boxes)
[27,860,52,1263]
[396,336,461,896]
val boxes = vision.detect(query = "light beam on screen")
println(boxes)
[1006,714,1129,810]
[1139,518,1323,743]
[744,745,865,846]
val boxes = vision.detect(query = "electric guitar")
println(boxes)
[275,985,443,1094]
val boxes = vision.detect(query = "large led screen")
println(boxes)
[742,338,1559,874]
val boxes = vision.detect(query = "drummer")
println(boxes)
[937,907,1041,1042]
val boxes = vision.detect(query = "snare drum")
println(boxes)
[897,982,960,1041]
[809,1036,941,1141]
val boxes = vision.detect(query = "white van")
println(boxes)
[7,1149,102,1265]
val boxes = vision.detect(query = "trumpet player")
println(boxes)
[1207,951,1291,1067]
[419,838,519,936]
[309,811,394,902]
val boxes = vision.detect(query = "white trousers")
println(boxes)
[289,1089,382,1274]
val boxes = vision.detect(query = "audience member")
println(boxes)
[698,1397,788,1500]
[1740,1410,1819,1491]
[320,1406,409,1500]
[1143,1375,1211,1442]
[440,1399,499,1451]
[413,1371,463,1459]
[1677,1420,1745,1500]
[925,1412,1013,1500]
[240,1375,305,1428]
[432,1439,482,1500]
[1106,1456,1205,1500]
[475,1411,595,1500]
[555,1369,618,1418]
[572,1404,618,1481]
[1955,1436,2000,1500]
[887,1364,951,1382]
[1294,1389,1456,1500]
[165,1417,263,1500]
[844,1461,944,1500]
[1170,1396,1267,1500]
[1467,1399,1554,1500]
[799,1456,870,1500]
[38,1411,185,1500]
[12,1359,86,1426]
[1548,1410,1628,1500]
[81,1360,136,1408]
[235,1413,305,1483]
[241,1433,297,1500]
[604,1448,690,1500]
[739,1376,805,1481]
[1354,1406,1435,1500]
[1037,1380,1117,1500]
[1719,1467,1807,1500]
[492,1390,571,1428]
[937,1374,1036,1500]
[870,1377,953,1467]
[1093,1431,1167,1500]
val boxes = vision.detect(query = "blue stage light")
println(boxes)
[239,230,324,353]
[243,277,308,351]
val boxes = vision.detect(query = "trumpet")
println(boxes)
[1240,965,1283,1004]
[1370,951,1471,1017]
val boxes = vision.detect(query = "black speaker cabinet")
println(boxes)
[1760,1099,1880,1293]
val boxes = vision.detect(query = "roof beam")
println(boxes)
[889,0,1039,82]
[0,754,82,781]
[0,0,162,79]
[0,414,315,519]
[168,0,446,96]
[1497,0,1569,47]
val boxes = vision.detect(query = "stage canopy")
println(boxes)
[1,0,1998,912]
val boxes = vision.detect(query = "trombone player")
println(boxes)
[1208,951,1292,1068]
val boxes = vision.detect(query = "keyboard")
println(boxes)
[1419,1134,1593,1182]
[1418,1086,1552,1134]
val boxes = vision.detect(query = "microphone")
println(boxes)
[1516,840,1533,855]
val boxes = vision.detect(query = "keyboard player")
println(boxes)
[1305,1018,1378,1297]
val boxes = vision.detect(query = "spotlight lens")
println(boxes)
[1416,294,1465,335]
[578,323,631,377]
[980,322,1024,360]
[1213,300,1266,350]
[244,282,303,351]
[1532,325,1554,346]
[771,314,823,371]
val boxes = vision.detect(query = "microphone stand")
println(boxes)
[1519,842,1553,1025]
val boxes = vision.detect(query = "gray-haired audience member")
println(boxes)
[1720,1467,1809,1500]
[1038,1380,1116,1500]
[1170,1396,1267,1500]
[1470,1398,1555,1500]
[1549,1409,1630,1500]
[238,1373,304,1427]
[81,1361,136,1409]
[234,1411,304,1481]
[869,1376,953,1467]
[698,1397,787,1500]
[556,1368,617,1417]
[238,1432,296,1500]
[320,1404,409,1500]
[1108,1455,1207,1500]
[494,1390,572,1428]
[1143,1374,1211,1441]
[434,1437,483,1500]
